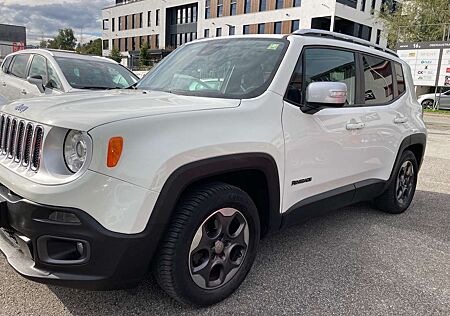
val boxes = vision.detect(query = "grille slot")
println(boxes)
[31,127,44,171]
[0,115,44,172]
[14,121,25,162]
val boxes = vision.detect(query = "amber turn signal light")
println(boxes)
[107,137,123,167]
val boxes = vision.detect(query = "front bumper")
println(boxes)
[0,184,158,290]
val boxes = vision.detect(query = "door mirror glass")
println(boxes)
[305,82,347,107]
[27,75,45,93]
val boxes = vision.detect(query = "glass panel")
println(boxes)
[29,55,48,82]
[394,62,405,95]
[304,48,357,105]
[10,54,29,78]
[363,55,394,105]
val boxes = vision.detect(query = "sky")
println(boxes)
[0,0,112,45]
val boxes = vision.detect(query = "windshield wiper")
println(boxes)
[76,86,128,90]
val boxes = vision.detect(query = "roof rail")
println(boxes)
[293,29,398,57]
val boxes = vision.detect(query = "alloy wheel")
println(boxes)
[396,160,415,206]
[189,208,249,290]
[422,100,434,109]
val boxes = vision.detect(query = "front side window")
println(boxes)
[29,55,48,83]
[10,54,30,78]
[137,38,288,99]
[286,48,356,106]
[363,55,394,105]
[55,57,138,89]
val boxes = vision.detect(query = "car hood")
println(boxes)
[0,90,241,130]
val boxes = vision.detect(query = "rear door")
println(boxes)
[5,54,32,102]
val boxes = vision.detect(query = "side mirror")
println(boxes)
[27,75,45,93]
[305,82,347,108]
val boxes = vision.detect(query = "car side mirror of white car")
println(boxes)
[305,82,348,109]
[27,75,46,93]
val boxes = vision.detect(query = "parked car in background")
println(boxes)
[0,49,139,105]
[417,90,450,110]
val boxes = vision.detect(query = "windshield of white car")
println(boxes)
[55,57,139,90]
[136,38,288,99]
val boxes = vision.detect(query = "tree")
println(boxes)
[109,46,122,63]
[44,28,77,50]
[76,38,103,56]
[39,40,48,48]
[378,0,450,48]
[140,41,150,66]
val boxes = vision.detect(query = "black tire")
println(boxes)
[421,99,434,109]
[153,182,260,306]
[375,150,418,214]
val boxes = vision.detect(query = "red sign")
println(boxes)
[12,42,25,52]
[446,67,450,73]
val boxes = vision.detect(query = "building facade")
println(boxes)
[0,24,26,60]
[102,0,393,57]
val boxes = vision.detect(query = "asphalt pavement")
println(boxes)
[0,113,449,316]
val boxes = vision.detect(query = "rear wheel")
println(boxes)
[154,182,260,306]
[375,150,418,214]
[421,99,434,109]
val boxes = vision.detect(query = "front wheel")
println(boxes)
[154,182,260,306]
[375,150,418,214]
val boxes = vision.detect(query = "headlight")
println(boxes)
[64,130,88,173]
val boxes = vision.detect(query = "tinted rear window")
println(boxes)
[363,55,394,105]
[394,62,406,95]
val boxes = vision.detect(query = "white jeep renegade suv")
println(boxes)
[0,30,427,306]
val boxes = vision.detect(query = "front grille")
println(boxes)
[0,114,44,172]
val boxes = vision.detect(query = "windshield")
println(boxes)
[55,57,139,90]
[137,38,287,99]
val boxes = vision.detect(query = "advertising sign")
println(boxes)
[397,42,450,87]
[12,42,25,52]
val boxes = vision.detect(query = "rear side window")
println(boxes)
[363,55,394,105]
[10,54,30,78]
[1,56,13,73]
[394,62,406,95]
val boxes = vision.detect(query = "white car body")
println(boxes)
[0,49,138,105]
[0,32,427,299]
[417,90,450,110]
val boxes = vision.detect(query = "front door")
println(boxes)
[282,47,370,213]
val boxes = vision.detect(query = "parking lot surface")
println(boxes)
[0,113,449,316]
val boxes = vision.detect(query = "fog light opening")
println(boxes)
[37,236,90,265]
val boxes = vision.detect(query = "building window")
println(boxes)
[275,0,283,10]
[258,23,265,34]
[132,14,136,29]
[139,12,143,28]
[244,0,251,13]
[291,19,300,32]
[156,34,160,48]
[103,40,109,50]
[156,9,160,25]
[274,21,282,34]
[376,29,381,44]
[103,19,109,30]
[217,0,223,17]
[360,0,366,11]
[243,25,250,34]
[204,29,210,37]
[229,25,235,35]
[293,0,301,7]
[148,11,151,27]
[112,18,115,31]
[193,5,198,22]
[259,0,267,11]
[205,0,211,18]
[119,17,123,31]
[230,0,237,15]
[216,27,222,37]
[371,0,376,13]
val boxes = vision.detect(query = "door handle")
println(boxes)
[394,117,408,124]
[346,122,365,130]
[21,89,27,95]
